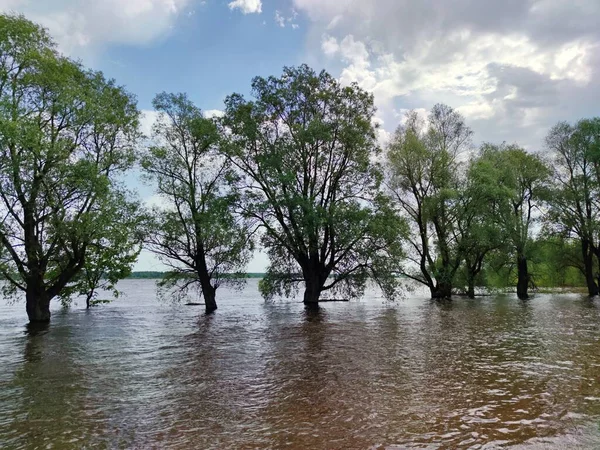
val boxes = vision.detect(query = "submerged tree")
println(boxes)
[0,15,142,322]
[141,92,253,313]
[455,174,504,298]
[65,192,143,309]
[469,144,550,299]
[546,120,599,296]
[223,65,406,307]
[387,105,472,298]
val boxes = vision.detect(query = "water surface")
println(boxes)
[1,280,600,449]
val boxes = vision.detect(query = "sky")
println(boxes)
[1,0,599,271]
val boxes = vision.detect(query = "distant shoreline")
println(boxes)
[124,273,588,291]
[127,272,266,279]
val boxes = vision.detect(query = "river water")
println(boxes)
[1,280,600,449]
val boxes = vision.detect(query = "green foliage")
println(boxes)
[60,190,143,307]
[467,144,551,297]
[530,236,586,288]
[469,144,550,255]
[387,105,472,297]
[141,92,253,306]
[224,65,407,302]
[0,14,142,318]
[545,118,600,295]
[1,13,596,313]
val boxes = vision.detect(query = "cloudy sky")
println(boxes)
[2,0,599,271]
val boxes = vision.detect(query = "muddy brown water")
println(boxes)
[1,280,600,449]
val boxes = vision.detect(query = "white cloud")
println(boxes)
[0,0,192,59]
[321,35,339,57]
[275,10,285,27]
[298,0,600,149]
[204,109,224,119]
[228,0,262,14]
[456,101,495,121]
[274,9,299,28]
[139,110,160,139]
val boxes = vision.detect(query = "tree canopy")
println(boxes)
[0,14,142,321]
[141,92,253,313]
[387,105,472,298]
[468,144,551,299]
[223,65,406,305]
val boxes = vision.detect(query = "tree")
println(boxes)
[529,234,586,288]
[387,105,472,298]
[141,92,253,314]
[469,144,550,299]
[223,65,406,307]
[455,174,504,298]
[0,15,141,322]
[546,120,599,296]
[65,192,143,308]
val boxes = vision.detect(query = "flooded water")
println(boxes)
[1,280,600,449]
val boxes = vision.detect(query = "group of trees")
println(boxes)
[388,109,600,300]
[1,15,598,324]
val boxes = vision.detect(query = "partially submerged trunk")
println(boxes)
[583,240,598,297]
[431,281,452,299]
[302,265,327,309]
[86,290,94,309]
[26,288,51,323]
[197,250,217,314]
[516,255,529,300]
[466,280,476,299]
[465,254,485,300]
[200,277,217,314]
[303,275,323,309]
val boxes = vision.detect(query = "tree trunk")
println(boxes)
[582,240,598,296]
[432,281,452,299]
[465,264,476,299]
[201,282,217,314]
[26,289,51,323]
[467,280,476,299]
[86,291,94,309]
[516,255,529,300]
[303,274,322,309]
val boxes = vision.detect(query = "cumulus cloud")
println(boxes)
[203,109,225,119]
[295,0,600,150]
[228,0,262,15]
[0,0,192,59]
[139,110,160,139]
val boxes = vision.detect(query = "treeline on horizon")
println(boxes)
[0,14,599,324]
[127,272,266,279]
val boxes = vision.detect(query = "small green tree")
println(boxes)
[65,192,143,308]
[223,65,406,306]
[0,15,141,322]
[141,92,253,313]
[469,144,550,299]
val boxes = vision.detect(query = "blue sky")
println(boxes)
[2,0,599,271]
[101,2,307,113]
